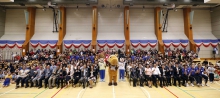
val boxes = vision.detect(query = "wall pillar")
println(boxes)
[57,7,66,55]
[91,6,98,52]
[22,7,36,56]
[183,8,196,52]
[124,6,130,54]
[154,7,164,53]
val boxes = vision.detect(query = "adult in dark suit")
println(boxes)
[25,66,36,88]
[43,65,52,88]
[73,66,81,88]
[166,63,173,86]
[79,64,88,89]
[56,66,67,88]
[137,64,145,87]
[173,63,182,87]
[159,64,168,87]
[130,64,138,87]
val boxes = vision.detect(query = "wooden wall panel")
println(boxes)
[22,7,36,56]
[183,8,196,52]
[92,6,98,51]
[124,6,130,54]
[57,7,66,55]
[154,7,164,53]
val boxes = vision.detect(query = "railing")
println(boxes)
[0,48,22,61]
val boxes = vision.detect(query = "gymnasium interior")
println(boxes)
[0,0,220,98]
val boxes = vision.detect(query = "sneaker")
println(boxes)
[202,84,204,86]
[186,83,189,87]
[191,83,194,87]
[205,84,209,86]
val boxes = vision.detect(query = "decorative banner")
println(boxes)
[163,40,189,48]
[64,40,91,48]
[0,40,24,49]
[130,40,157,48]
[194,39,218,47]
[97,40,125,48]
[30,40,57,48]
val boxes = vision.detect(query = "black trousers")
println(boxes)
[152,75,162,87]
[195,74,202,84]
[39,76,45,87]
[16,77,26,87]
[139,75,145,86]
[132,77,137,87]
[166,76,172,85]
[25,77,33,87]
[161,76,167,86]
[44,77,50,88]
[181,74,188,85]
[173,75,181,86]
[202,75,208,84]
[209,73,214,82]
[189,75,196,83]
[74,76,80,85]
[56,77,64,88]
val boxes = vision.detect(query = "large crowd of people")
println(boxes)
[0,48,220,90]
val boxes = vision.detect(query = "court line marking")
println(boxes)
[152,87,168,98]
[176,87,195,98]
[51,86,66,98]
[33,88,48,98]
[215,81,220,86]
[164,87,178,98]
[77,89,85,98]
[112,85,115,98]
[0,88,15,97]
[140,87,151,98]
[184,89,220,91]
[208,85,220,92]
[186,90,203,98]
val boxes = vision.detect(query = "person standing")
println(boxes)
[118,58,125,82]
[208,64,215,83]
[130,64,138,87]
[99,58,106,82]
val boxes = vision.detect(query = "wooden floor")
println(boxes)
[0,59,220,98]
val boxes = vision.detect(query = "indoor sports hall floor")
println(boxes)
[0,60,220,98]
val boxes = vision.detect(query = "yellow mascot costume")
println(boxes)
[108,55,118,86]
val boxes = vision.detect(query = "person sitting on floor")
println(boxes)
[214,70,219,81]
[2,72,12,87]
